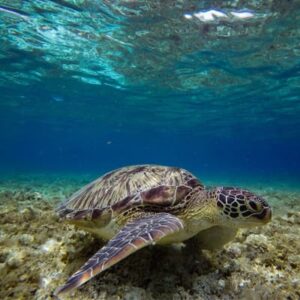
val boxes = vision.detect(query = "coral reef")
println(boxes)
[0,178,299,300]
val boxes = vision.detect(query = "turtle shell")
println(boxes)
[57,165,203,219]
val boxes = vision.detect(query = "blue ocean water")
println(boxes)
[0,1,299,189]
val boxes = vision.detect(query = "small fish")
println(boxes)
[52,96,64,102]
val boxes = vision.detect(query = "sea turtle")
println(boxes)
[55,165,271,296]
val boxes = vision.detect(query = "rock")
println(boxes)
[40,239,61,253]
[6,250,27,268]
[123,287,148,300]
[18,234,34,246]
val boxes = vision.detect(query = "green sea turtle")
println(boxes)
[55,165,271,296]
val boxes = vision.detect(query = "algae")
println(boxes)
[0,178,299,300]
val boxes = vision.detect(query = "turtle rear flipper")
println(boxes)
[55,213,184,296]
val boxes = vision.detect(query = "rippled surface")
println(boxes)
[0,1,300,176]
[0,1,299,131]
[1,1,299,89]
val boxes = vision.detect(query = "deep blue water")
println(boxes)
[0,1,299,188]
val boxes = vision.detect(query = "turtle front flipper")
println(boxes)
[55,213,184,296]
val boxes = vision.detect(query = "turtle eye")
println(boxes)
[249,200,262,211]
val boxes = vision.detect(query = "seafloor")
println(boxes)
[0,174,299,300]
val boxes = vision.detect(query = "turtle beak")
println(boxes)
[255,207,272,224]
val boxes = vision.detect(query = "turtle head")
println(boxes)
[213,187,272,227]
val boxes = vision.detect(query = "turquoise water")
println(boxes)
[0,1,299,188]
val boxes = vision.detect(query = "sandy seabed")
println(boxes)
[0,176,299,300]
